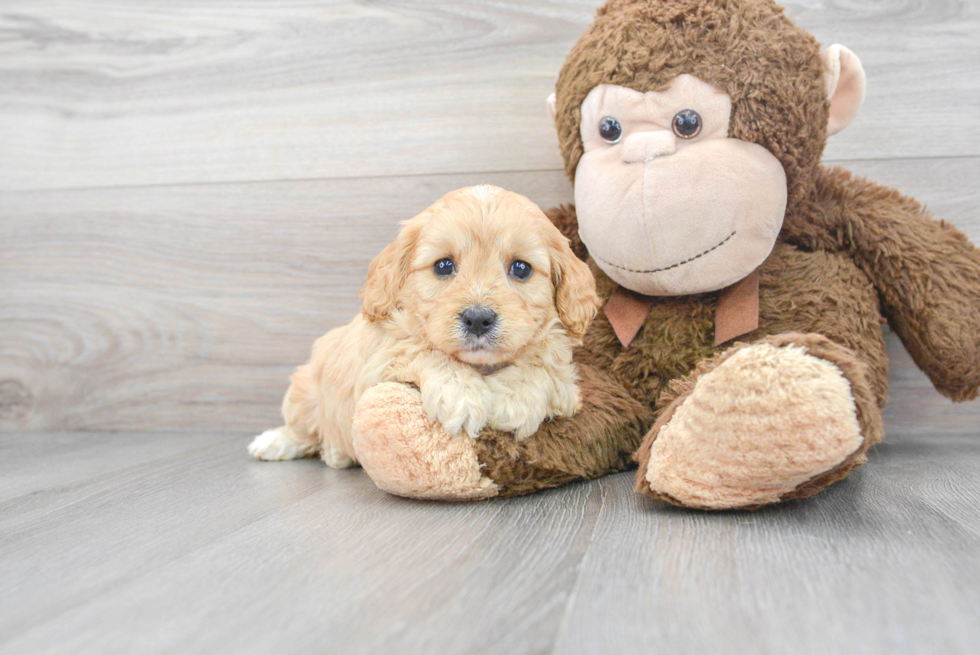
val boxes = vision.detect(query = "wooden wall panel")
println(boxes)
[0,171,574,430]
[2,0,978,433]
[2,159,978,432]
[1,0,978,192]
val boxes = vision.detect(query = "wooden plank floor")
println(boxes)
[2,1,979,653]
[1,424,978,655]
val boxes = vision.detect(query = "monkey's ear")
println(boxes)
[546,92,557,122]
[360,231,413,322]
[822,44,866,137]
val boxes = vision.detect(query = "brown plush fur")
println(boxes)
[474,364,653,497]
[553,0,829,209]
[569,239,889,413]
[784,167,980,401]
[471,0,980,507]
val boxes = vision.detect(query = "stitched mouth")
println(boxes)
[594,230,736,275]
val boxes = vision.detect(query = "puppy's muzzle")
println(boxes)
[459,306,497,337]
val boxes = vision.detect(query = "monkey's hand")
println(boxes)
[352,382,499,501]
[817,167,980,401]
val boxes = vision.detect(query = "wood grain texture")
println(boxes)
[1,0,978,191]
[0,171,573,431]
[551,448,980,655]
[0,431,603,655]
[2,2,978,654]
[3,159,979,433]
[0,429,978,655]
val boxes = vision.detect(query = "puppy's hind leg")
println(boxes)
[249,363,322,462]
[248,425,319,461]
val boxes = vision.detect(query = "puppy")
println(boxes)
[248,185,600,468]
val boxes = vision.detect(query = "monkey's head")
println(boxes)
[548,0,865,296]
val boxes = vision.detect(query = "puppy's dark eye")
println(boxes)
[509,260,532,280]
[599,116,623,144]
[433,258,455,277]
[672,109,702,139]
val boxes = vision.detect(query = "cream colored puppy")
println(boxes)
[248,186,600,468]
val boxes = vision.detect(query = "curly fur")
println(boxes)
[248,186,600,466]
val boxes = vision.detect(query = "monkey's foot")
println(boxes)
[635,334,883,510]
[351,382,499,501]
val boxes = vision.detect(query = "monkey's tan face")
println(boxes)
[574,74,788,296]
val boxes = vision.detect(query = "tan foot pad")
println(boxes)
[352,382,499,501]
[646,343,863,509]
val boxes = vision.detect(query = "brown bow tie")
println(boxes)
[603,270,760,349]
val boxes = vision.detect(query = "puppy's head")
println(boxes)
[361,185,600,365]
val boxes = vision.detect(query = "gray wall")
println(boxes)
[2,0,978,433]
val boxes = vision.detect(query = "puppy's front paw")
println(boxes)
[421,378,489,438]
[460,408,489,440]
[483,365,579,442]
[482,391,544,441]
[512,419,544,442]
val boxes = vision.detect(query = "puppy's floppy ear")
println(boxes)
[548,226,601,340]
[360,240,402,322]
[360,221,419,322]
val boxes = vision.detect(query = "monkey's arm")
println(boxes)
[787,166,980,401]
[474,363,653,497]
[546,204,589,262]
[352,363,653,500]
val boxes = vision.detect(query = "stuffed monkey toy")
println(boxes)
[351,0,980,509]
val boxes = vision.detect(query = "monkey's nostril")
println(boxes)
[460,306,497,337]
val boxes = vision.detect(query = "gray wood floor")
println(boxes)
[2,425,980,655]
[1,1,979,654]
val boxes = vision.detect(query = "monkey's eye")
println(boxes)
[434,258,455,277]
[509,260,532,280]
[672,110,702,139]
[599,116,623,144]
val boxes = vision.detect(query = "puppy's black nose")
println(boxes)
[460,306,497,337]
